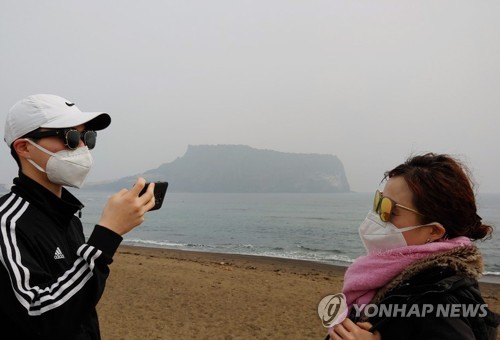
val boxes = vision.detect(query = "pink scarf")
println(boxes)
[342,236,472,308]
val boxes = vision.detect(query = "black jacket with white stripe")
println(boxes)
[0,172,122,339]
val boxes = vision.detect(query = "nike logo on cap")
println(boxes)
[65,101,75,107]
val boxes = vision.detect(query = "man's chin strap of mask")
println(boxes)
[24,139,93,188]
[25,142,48,173]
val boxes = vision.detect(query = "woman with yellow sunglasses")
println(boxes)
[327,153,499,340]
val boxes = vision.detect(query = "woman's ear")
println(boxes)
[429,223,446,241]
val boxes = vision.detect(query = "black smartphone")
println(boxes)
[139,181,168,211]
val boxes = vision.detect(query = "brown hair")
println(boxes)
[384,153,493,241]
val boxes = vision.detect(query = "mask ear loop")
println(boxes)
[25,138,58,157]
[26,158,46,173]
[24,139,56,173]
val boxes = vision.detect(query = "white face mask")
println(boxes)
[25,139,93,188]
[359,211,432,254]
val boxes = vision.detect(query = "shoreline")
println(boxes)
[122,242,500,284]
[97,245,500,339]
[114,244,349,280]
[122,243,351,269]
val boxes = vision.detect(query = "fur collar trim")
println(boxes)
[371,245,484,305]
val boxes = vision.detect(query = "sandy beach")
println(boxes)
[97,245,499,340]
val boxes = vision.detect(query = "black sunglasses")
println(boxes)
[24,129,97,150]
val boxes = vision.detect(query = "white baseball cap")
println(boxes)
[4,94,111,147]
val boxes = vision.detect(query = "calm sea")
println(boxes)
[77,191,500,281]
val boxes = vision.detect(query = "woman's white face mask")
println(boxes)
[358,211,438,254]
[25,139,93,188]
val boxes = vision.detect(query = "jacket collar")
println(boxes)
[11,172,84,227]
[371,245,483,305]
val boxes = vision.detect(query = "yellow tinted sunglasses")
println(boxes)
[373,190,423,222]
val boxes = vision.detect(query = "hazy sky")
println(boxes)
[1,1,499,193]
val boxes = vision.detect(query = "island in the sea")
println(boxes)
[86,144,351,193]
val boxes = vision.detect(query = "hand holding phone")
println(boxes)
[139,181,168,211]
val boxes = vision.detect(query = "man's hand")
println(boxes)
[98,177,155,235]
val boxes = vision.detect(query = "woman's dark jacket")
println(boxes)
[352,246,499,339]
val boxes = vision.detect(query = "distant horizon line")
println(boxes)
[1,183,499,196]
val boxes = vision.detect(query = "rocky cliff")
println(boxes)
[86,145,350,193]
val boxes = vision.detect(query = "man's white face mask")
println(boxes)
[25,139,93,188]
[358,211,439,254]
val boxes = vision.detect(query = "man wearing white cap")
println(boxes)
[0,94,156,339]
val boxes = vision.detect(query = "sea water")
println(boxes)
[77,191,500,281]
